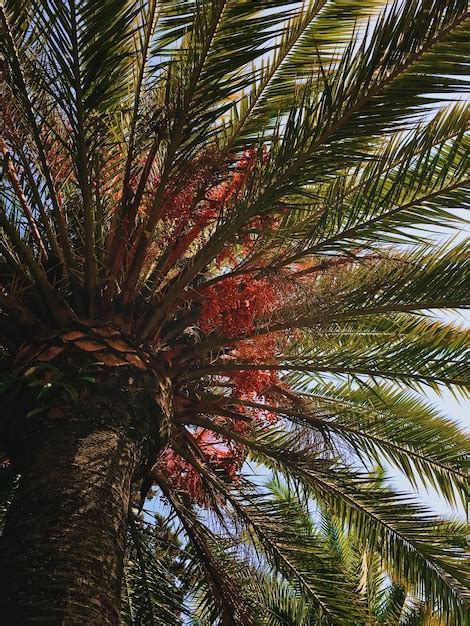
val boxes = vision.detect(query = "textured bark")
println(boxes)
[0,356,171,625]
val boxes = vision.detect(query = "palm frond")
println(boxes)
[122,512,186,625]
[279,381,470,507]
[256,445,470,622]
[274,104,469,258]
[222,0,387,149]
[273,242,470,328]
[158,476,256,626]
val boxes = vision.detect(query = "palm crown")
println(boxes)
[1,0,469,623]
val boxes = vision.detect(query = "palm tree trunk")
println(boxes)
[0,358,171,624]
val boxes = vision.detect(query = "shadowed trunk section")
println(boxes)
[0,358,171,625]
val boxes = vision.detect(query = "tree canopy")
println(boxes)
[1,0,469,623]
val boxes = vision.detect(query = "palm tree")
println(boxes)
[116,474,466,625]
[0,0,469,622]
[245,476,464,626]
